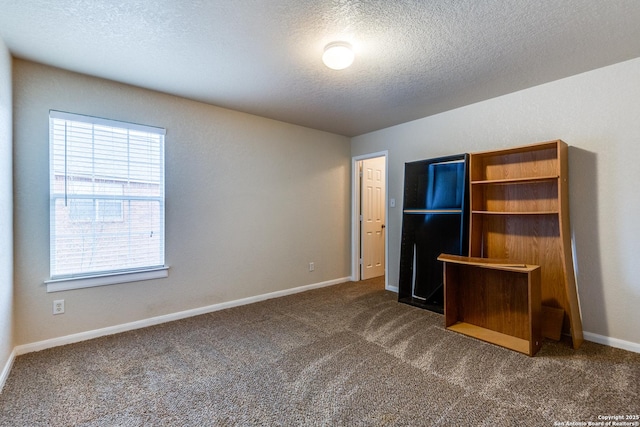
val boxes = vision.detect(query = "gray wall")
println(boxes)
[13,60,352,346]
[0,38,14,378]
[352,57,640,346]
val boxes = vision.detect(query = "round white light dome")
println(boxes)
[322,42,354,70]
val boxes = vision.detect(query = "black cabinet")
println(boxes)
[398,154,469,313]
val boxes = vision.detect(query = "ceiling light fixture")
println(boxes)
[322,41,354,70]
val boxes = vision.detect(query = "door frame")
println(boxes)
[351,151,389,290]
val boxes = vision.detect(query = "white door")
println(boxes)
[360,156,386,280]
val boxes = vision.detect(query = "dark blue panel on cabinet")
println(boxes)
[427,161,465,209]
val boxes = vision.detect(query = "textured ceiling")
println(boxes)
[1,0,640,136]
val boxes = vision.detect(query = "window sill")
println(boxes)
[45,267,169,293]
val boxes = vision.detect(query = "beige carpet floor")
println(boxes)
[0,277,638,426]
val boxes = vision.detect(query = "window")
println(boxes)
[47,111,167,292]
[69,198,95,222]
[96,199,124,222]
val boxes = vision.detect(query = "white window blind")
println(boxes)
[49,110,166,280]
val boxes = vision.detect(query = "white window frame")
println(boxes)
[46,111,169,292]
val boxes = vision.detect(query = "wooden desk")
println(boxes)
[437,254,542,356]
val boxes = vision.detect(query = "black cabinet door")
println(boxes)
[398,154,468,313]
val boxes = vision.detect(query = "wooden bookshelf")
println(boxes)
[467,140,583,349]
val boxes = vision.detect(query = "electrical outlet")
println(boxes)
[53,299,65,315]
[309,262,315,272]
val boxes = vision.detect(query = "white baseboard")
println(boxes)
[583,331,640,354]
[0,349,16,393]
[15,276,350,356]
